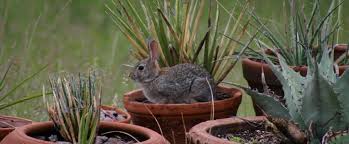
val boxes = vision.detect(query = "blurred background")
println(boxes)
[0,0,348,121]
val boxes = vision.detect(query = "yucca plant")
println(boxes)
[246,0,343,65]
[234,46,349,143]
[106,0,255,84]
[44,72,101,144]
[0,63,48,110]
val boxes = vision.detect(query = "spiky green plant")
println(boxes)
[322,129,349,144]
[106,0,254,84]
[246,0,343,65]
[0,63,48,110]
[44,72,101,144]
[235,46,349,143]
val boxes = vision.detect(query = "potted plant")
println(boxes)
[1,72,168,144]
[0,63,48,140]
[240,48,349,143]
[107,0,255,143]
[189,45,349,143]
[242,0,347,98]
[188,116,306,144]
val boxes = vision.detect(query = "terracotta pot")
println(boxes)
[123,86,242,144]
[188,116,266,144]
[0,115,32,141]
[1,121,169,144]
[100,105,131,123]
[242,45,349,115]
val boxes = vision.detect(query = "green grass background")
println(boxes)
[0,0,348,121]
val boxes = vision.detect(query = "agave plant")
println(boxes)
[44,72,101,144]
[0,63,48,110]
[106,0,255,84]
[246,0,344,65]
[322,129,349,144]
[235,46,349,143]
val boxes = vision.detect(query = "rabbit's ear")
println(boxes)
[148,39,159,62]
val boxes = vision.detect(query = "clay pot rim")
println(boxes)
[124,85,241,106]
[242,58,307,70]
[244,44,349,68]
[188,116,266,144]
[3,121,168,144]
[242,57,349,71]
[0,115,32,130]
[99,105,132,123]
[123,85,242,115]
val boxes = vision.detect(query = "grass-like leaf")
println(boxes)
[107,0,252,84]
[45,71,101,144]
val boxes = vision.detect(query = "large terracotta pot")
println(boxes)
[188,116,266,144]
[1,121,169,144]
[0,115,32,141]
[242,45,348,115]
[100,105,131,123]
[123,86,242,144]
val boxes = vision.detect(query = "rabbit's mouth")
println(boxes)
[129,72,136,81]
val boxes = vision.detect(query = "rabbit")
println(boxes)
[129,40,216,104]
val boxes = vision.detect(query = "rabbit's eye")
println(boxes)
[137,65,144,71]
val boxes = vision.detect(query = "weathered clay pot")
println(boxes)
[188,116,266,144]
[1,121,169,144]
[242,45,348,115]
[123,86,242,144]
[0,115,32,141]
[100,105,131,123]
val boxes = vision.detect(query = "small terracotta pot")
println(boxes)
[123,86,242,144]
[1,121,169,144]
[100,105,131,123]
[0,115,32,141]
[188,116,266,144]
[242,45,349,115]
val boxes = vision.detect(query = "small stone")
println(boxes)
[95,136,108,144]
[104,137,124,144]
[48,134,58,142]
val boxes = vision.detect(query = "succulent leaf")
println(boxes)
[319,48,337,83]
[301,62,343,139]
[322,129,349,144]
[239,86,291,119]
[334,69,349,124]
[328,135,349,144]
[262,51,306,128]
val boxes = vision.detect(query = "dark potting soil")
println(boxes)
[214,122,289,144]
[135,91,231,103]
[33,132,136,144]
[217,129,283,144]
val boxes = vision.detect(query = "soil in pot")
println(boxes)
[124,86,242,144]
[1,121,169,144]
[214,121,289,144]
[0,115,32,140]
[188,116,305,144]
[32,130,138,144]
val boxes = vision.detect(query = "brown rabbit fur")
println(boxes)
[129,40,216,104]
